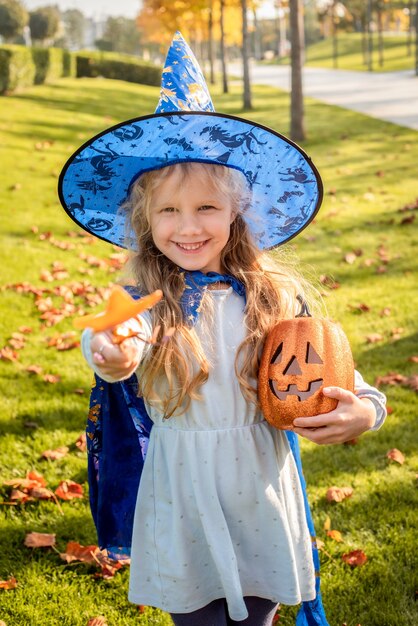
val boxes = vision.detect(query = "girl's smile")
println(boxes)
[149,166,235,274]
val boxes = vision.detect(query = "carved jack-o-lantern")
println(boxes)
[258,296,354,430]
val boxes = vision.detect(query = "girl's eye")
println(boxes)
[199,205,216,211]
[161,206,176,213]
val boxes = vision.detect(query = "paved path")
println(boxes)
[230,63,418,131]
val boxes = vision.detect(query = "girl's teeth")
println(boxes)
[178,242,204,250]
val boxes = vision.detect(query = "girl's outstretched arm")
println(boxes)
[81,313,152,382]
[292,370,387,445]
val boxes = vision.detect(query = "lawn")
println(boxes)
[270,32,416,72]
[0,76,417,626]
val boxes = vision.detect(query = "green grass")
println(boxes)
[0,77,417,625]
[269,32,416,72]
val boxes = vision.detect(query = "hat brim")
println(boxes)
[58,111,323,250]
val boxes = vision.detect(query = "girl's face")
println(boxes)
[149,167,235,274]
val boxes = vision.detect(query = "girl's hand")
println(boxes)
[292,387,376,445]
[90,329,140,380]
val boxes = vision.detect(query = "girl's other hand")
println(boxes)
[292,387,376,445]
[90,329,140,380]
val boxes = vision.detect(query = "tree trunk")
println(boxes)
[377,3,384,68]
[415,0,418,76]
[253,8,262,61]
[332,0,338,69]
[289,0,305,142]
[208,0,215,84]
[241,0,252,109]
[220,0,228,93]
[366,0,373,71]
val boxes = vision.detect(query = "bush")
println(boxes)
[62,49,76,77]
[0,44,35,94]
[31,46,63,84]
[76,51,161,86]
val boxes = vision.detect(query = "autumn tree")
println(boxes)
[29,6,60,44]
[241,0,252,109]
[0,0,28,42]
[61,9,85,50]
[289,0,305,141]
[96,17,141,55]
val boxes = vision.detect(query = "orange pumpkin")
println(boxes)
[258,296,354,430]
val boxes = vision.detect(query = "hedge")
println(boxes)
[76,51,161,86]
[0,45,36,94]
[62,49,76,78]
[31,47,64,84]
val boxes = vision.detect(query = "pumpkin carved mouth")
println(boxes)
[269,378,323,402]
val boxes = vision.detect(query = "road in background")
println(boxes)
[229,63,418,131]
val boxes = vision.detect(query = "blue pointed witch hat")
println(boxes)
[58,31,323,250]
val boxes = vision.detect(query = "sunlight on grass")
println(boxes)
[0,77,417,625]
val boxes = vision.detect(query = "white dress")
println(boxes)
[82,287,386,622]
[127,288,316,621]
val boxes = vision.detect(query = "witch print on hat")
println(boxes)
[58,31,323,251]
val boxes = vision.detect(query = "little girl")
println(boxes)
[59,33,387,626]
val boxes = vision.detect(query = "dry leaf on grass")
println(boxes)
[342,550,368,567]
[386,448,405,464]
[326,486,353,503]
[41,446,69,461]
[60,541,100,565]
[24,532,56,548]
[0,577,17,590]
[87,617,108,626]
[326,529,343,542]
[55,480,83,500]
[75,433,87,452]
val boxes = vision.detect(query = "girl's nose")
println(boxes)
[176,212,202,235]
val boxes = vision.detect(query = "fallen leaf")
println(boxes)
[319,274,340,290]
[60,541,99,564]
[75,433,87,452]
[41,446,69,461]
[327,529,343,542]
[408,356,418,363]
[316,538,325,550]
[400,214,415,225]
[26,365,43,375]
[386,448,405,464]
[0,347,19,361]
[43,374,61,384]
[24,532,56,548]
[343,252,357,265]
[29,487,55,500]
[406,375,418,391]
[365,333,383,344]
[10,488,34,503]
[0,577,17,590]
[347,303,370,313]
[323,515,331,531]
[375,372,407,386]
[379,307,391,317]
[342,550,368,567]
[18,326,33,334]
[55,480,83,500]
[326,486,353,503]
[87,618,108,626]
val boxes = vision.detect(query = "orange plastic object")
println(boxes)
[74,286,163,332]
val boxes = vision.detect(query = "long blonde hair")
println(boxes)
[120,162,321,417]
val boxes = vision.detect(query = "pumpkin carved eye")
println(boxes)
[269,341,325,402]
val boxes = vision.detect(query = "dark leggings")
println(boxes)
[170,596,278,626]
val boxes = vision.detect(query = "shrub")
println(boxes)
[62,49,76,77]
[31,46,63,84]
[0,44,35,94]
[76,51,161,86]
